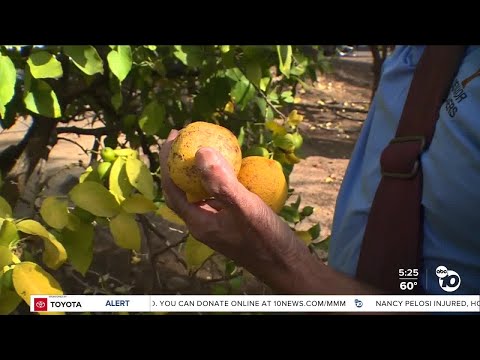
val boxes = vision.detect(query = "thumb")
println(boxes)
[195,147,245,207]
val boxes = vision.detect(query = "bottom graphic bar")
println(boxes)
[30,295,480,313]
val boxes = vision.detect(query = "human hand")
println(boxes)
[159,129,301,279]
[159,130,382,295]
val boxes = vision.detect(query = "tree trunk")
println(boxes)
[0,115,58,214]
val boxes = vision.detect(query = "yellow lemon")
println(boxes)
[237,156,288,213]
[167,121,242,202]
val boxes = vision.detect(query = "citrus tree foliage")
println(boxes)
[0,45,330,313]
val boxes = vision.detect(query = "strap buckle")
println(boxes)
[381,136,426,179]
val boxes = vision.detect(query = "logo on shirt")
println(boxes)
[445,67,480,118]
[436,265,461,292]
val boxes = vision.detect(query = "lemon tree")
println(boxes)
[0,45,329,312]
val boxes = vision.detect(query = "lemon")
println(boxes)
[167,121,242,202]
[237,156,288,213]
[100,147,118,162]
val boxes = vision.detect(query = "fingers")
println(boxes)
[195,147,247,209]
[159,129,179,166]
[204,199,224,211]
[159,129,197,221]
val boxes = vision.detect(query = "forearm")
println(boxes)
[245,231,382,295]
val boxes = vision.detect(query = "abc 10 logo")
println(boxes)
[436,266,461,292]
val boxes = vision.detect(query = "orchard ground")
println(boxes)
[0,52,373,303]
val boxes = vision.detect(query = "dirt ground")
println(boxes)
[289,53,373,238]
[0,52,374,304]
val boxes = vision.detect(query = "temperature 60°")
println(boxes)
[400,281,417,290]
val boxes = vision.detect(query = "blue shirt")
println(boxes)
[329,45,480,295]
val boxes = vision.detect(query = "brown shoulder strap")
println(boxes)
[356,45,467,294]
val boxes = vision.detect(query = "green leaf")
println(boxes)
[279,206,300,223]
[229,276,243,292]
[79,166,101,184]
[300,206,314,217]
[231,78,255,110]
[291,195,301,210]
[260,77,270,92]
[43,233,68,270]
[0,287,22,315]
[173,46,188,65]
[40,197,69,230]
[237,126,245,147]
[125,158,155,200]
[287,110,304,127]
[66,213,81,231]
[184,234,215,271]
[16,220,68,270]
[211,284,229,295]
[0,196,12,218]
[308,223,321,240]
[156,204,185,226]
[23,71,61,118]
[265,120,287,136]
[0,267,14,293]
[138,100,165,136]
[122,114,137,131]
[173,46,203,67]
[61,222,94,276]
[69,181,121,218]
[245,61,262,87]
[71,207,96,224]
[273,133,295,152]
[122,194,157,214]
[194,77,232,117]
[0,55,17,118]
[312,235,330,252]
[107,46,132,82]
[295,230,313,245]
[0,246,13,268]
[109,211,141,251]
[109,157,134,203]
[277,45,292,78]
[64,45,104,75]
[111,90,123,111]
[12,261,63,314]
[27,51,63,79]
[281,90,294,103]
[0,220,19,247]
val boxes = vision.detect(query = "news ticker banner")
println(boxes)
[30,295,480,313]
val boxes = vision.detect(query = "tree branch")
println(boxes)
[152,237,187,257]
[205,273,242,283]
[234,62,288,121]
[141,217,187,269]
[139,215,163,292]
[57,137,89,155]
[252,82,288,120]
[56,126,108,137]
[68,270,110,295]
